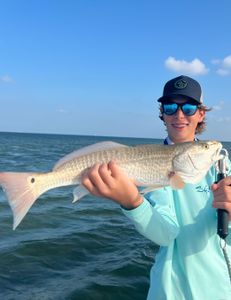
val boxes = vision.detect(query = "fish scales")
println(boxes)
[53,144,177,183]
[54,145,152,171]
[119,146,174,185]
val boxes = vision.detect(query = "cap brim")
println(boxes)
[157,94,201,104]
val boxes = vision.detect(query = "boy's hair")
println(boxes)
[159,105,212,134]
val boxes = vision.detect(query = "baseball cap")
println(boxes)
[157,75,203,104]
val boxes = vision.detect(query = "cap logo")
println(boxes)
[174,79,188,89]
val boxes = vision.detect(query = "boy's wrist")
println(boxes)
[122,193,143,210]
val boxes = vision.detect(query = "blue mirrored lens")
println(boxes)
[163,103,178,115]
[181,103,198,116]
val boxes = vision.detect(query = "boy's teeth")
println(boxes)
[174,124,186,128]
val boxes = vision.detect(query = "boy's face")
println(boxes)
[162,98,205,143]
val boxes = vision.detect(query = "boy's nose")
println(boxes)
[175,107,185,118]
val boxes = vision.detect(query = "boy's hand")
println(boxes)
[81,161,143,209]
[211,176,231,220]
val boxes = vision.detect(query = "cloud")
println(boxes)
[213,116,231,123]
[57,108,68,114]
[223,55,231,68]
[212,100,225,111]
[211,59,220,65]
[207,100,231,124]
[214,55,231,76]
[216,68,230,76]
[0,75,13,83]
[207,114,231,124]
[165,56,209,75]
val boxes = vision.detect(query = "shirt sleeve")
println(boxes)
[225,159,231,243]
[227,158,231,176]
[121,187,179,246]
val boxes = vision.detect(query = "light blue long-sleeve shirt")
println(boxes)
[122,164,231,300]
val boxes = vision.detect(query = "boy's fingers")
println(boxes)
[98,163,114,187]
[108,160,123,178]
[87,164,109,191]
[82,174,101,197]
[211,183,218,192]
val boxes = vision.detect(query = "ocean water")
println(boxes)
[0,133,230,300]
[0,132,161,300]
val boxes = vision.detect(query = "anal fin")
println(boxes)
[72,185,90,203]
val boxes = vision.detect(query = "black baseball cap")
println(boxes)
[157,75,203,104]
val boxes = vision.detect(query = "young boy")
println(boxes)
[82,75,231,299]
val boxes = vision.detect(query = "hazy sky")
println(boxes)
[1,0,231,141]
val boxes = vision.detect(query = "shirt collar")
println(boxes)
[164,136,199,145]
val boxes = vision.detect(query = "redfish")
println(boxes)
[0,140,222,229]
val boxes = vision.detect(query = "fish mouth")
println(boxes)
[217,147,229,162]
[212,143,224,162]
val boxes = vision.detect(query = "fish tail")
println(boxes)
[0,172,47,230]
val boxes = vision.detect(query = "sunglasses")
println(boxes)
[162,102,199,116]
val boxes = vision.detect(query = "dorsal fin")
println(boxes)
[53,141,128,170]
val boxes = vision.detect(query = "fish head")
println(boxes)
[173,141,223,183]
[186,141,223,170]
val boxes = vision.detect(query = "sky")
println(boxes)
[0,0,231,141]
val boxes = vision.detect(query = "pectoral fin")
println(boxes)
[169,172,185,190]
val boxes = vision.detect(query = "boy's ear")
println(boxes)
[198,110,205,122]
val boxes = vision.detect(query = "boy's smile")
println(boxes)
[171,122,189,129]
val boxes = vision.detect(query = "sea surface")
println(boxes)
[0,132,162,300]
[0,133,230,300]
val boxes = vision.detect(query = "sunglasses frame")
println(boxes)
[162,102,199,116]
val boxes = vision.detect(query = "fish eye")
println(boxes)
[204,144,209,150]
